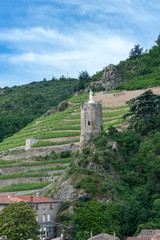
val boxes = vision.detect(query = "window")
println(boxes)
[43,214,46,222]
[42,204,46,210]
[36,215,39,222]
[50,203,53,209]
[36,204,39,210]
[47,214,50,221]
[88,121,90,126]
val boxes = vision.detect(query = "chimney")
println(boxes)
[30,196,34,210]
[36,193,40,198]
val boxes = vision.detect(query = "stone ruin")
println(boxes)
[80,90,103,148]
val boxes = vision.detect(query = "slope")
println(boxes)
[0,77,77,143]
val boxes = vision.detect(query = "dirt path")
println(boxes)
[94,87,160,107]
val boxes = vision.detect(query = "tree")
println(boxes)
[155,33,160,46]
[75,71,90,91]
[0,201,40,240]
[123,90,160,133]
[122,196,147,235]
[129,44,144,59]
[74,199,122,238]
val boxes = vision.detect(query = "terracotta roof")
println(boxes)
[139,230,160,238]
[127,237,150,240]
[126,230,160,240]
[0,195,61,204]
[0,196,23,204]
[17,195,61,203]
[88,233,119,240]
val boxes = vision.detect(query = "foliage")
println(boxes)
[123,90,160,133]
[0,77,77,143]
[0,201,40,240]
[74,200,123,238]
[0,181,52,192]
[115,34,160,90]
[155,32,160,46]
[129,44,144,59]
[74,230,90,240]
[60,150,71,158]
[74,71,91,91]
[76,176,98,194]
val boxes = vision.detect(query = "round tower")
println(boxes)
[80,90,103,148]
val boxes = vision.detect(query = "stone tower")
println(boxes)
[80,90,103,148]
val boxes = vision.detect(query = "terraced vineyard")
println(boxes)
[0,92,129,152]
[0,91,130,194]
[0,155,74,194]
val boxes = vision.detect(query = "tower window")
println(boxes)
[88,121,90,126]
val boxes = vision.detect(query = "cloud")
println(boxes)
[0,27,133,84]
[0,0,160,87]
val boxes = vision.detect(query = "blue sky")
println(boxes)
[0,0,160,87]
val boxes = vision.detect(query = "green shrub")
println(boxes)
[60,201,70,210]
[60,150,71,158]
[78,176,98,194]
[51,151,58,159]
[99,181,111,193]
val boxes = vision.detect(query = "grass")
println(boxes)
[0,181,52,192]
[32,138,80,148]
[0,172,49,180]
[28,165,67,172]
[0,90,129,151]
[103,119,126,130]
[0,157,74,168]
[40,131,80,139]
[102,105,128,110]
[103,109,128,118]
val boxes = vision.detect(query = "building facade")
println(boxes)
[0,195,61,239]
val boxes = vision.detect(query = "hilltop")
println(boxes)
[1,35,160,144]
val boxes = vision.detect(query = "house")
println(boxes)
[126,230,160,240]
[0,194,61,239]
[88,233,119,240]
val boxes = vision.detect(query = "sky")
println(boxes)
[0,0,160,88]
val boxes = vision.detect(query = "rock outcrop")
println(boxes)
[90,64,123,91]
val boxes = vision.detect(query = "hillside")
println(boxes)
[0,91,130,152]
[0,88,160,240]
[1,37,160,145]
[1,37,160,240]
[0,77,77,143]
[90,39,160,92]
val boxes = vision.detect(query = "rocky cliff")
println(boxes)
[90,64,123,91]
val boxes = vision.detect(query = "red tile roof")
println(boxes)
[0,195,61,204]
[88,233,119,240]
[127,237,150,240]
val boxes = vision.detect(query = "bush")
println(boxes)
[51,151,57,159]
[82,147,93,155]
[60,201,70,210]
[99,181,111,193]
[60,150,71,158]
[78,176,98,194]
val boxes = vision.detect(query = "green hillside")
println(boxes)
[0,77,77,143]
[0,93,128,151]
[115,41,160,90]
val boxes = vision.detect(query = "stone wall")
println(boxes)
[2,143,80,160]
[0,177,51,188]
[0,164,68,175]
